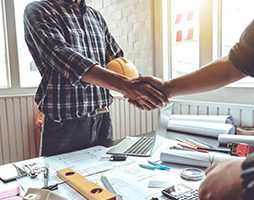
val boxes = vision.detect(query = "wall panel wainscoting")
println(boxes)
[0,95,254,165]
[0,95,38,165]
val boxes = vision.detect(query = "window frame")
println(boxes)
[155,0,254,104]
[0,0,36,96]
[0,0,9,89]
[0,0,253,101]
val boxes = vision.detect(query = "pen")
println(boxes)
[139,161,170,170]
[139,164,157,170]
[177,143,209,153]
[147,161,170,170]
[44,168,49,188]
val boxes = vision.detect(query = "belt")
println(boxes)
[87,107,109,117]
[51,107,110,123]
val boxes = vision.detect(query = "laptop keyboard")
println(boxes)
[123,137,155,155]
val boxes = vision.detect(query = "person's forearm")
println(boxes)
[82,65,131,95]
[82,65,168,110]
[165,57,246,98]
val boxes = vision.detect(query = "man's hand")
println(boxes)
[126,76,170,110]
[131,75,166,93]
[198,159,244,200]
[123,79,168,110]
[82,66,168,110]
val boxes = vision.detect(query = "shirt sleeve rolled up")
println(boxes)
[24,3,98,86]
[229,19,254,77]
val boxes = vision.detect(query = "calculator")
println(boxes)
[162,183,199,200]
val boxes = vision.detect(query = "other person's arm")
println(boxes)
[164,57,246,98]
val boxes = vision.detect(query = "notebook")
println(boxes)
[106,103,172,157]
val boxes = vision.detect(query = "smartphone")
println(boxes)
[162,183,199,200]
[0,163,27,183]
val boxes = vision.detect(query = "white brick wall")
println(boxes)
[86,0,154,75]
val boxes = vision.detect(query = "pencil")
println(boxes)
[176,138,197,148]
[186,138,210,149]
[191,138,216,149]
[177,143,209,153]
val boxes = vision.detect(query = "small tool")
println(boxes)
[228,143,254,156]
[101,154,127,161]
[43,168,49,189]
[139,161,170,170]
[23,164,37,179]
[101,176,123,200]
[109,154,127,161]
[42,181,67,191]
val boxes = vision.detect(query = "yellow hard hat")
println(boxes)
[106,57,139,78]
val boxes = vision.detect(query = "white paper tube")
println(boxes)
[218,134,254,145]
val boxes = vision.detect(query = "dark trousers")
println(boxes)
[40,113,112,156]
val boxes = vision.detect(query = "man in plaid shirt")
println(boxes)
[24,0,167,156]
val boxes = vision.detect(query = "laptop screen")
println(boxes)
[150,103,173,154]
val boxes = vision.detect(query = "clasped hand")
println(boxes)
[123,76,170,110]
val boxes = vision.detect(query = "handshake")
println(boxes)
[107,58,171,110]
[121,75,171,111]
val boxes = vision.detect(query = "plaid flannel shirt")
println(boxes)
[24,0,123,120]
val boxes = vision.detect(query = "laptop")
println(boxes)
[106,103,172,157]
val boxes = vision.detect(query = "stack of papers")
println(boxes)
[168,115,235,138]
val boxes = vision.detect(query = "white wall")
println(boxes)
[86,0,154,75]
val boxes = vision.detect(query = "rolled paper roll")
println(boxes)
[218,134,254,145]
